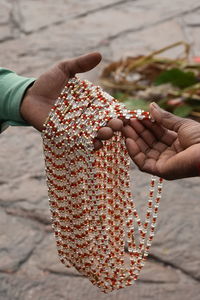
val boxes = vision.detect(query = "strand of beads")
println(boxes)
[42,77,163,293]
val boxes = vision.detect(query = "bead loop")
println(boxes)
[42,77,163,293]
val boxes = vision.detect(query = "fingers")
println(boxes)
[93,139,103,150]
[95,119,123,145]
[150,102,190,132]
[125,127,150,154]
[129,119,157,147]
[123,118,177,153]
[123,120,174,163]
[58,52,102,78]
[136,119,165,140]
[123,123,160,160]
[107,119,123,131]
[140,119,177,146]
[125,138,158,175]
[135,118,177,146]
[125,138,145,167]
[97,119,123,140]
[96,127,113,140]
[122,121,162,153]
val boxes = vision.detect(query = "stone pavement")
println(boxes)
[0,1,200,299]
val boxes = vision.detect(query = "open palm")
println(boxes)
[20,53,102,132]
[123,104,200,180]
[20,52,123,149]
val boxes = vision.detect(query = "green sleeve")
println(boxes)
[0,68,35,133]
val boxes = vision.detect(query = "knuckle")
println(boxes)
[57,61,64,69]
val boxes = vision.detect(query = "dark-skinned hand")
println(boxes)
[122,102,200,180]
[20,52,123,150]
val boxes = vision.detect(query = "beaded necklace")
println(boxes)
[42,77,163,293]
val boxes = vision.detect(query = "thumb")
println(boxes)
[30,52,102,100]
[150,102,188,132]
[58,52,102,77]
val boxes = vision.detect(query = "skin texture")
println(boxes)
[123,102,200,180]
[20,55,200,179]
[20,52,122,150]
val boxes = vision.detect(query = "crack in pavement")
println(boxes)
[149,254,200,283]
[0,180,8,185]
[0,35,14,43]
[187,23,200,27]
[12,248,35,272]
[5,207,52,228]
[0,199,26,208]
[178,16,196,57]
[74,0,135,19]
[138,278,173,284]
[0,0,135,42]
[0,0,24,42]
[4,207,199,282]
[0,236,43,275]
[24,0,134,35]
[1,1,200,45]
[2,207,199,284]
[94,4,200,47]
[44,268,177,284]
[44,269,84,278]
[9,0,24,36]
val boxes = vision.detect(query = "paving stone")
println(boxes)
[134,0,200,16]
[151,177,200,280]
[0,1,11,24]
[1,0,200,75]
[184,8,200,26]
[0,1,12,42]
[0,272,200,300]
[0,0,200,299]
[182,26,200,56]
[130,167,200,280]
[0,127,44,180]
[19,0,126,33]
[107,19,186,61]
[21,233,80,278]
[0,210,43,273]
[0,25,12,43]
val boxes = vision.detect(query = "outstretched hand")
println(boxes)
[20,52,123,150]
[123,103,200,180]
[21,54,200,179]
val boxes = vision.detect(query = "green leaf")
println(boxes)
[186,99,200,109]
[113,92,127,101]
[157,98,170,109]
[154,68,197,89]
[173,105,193,117]
[123,98,149,111]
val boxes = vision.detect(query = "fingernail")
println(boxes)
[150,102,162,123]
[150,102,159,110]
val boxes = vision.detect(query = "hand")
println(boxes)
[123,102,200,180]
[20,52,123,149]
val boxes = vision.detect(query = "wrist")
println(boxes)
[20,84,34,121]
[20,85,53,132]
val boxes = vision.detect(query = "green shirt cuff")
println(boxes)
[0,68,35,132]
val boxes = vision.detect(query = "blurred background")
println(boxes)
[0,1,200,299]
